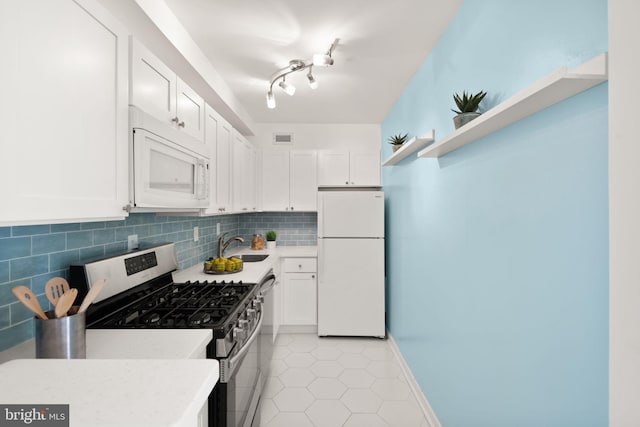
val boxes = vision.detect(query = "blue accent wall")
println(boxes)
[382,1,608,426]
[0,212,316,351]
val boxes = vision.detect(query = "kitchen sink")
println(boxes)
[238,254,269,262]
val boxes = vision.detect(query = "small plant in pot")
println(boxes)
[265,230,277,250]
[387,133,408,152]
[452,90,487,129]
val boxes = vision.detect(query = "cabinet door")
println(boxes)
[231,132,246,212]
[0,0,128,224]
[290,151,318,211]
[203,105,218,214]
[261,151,290,211]
[130,38,177,126]
[215,118,233,213]
[245,144,257,211]
[283,273,317,326]
[176,77,205,142]
[317,151,350,186]
[350,152,381,186]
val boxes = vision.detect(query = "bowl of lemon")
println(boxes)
[204,256,243,274]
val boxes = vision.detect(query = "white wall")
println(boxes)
[249,123,381,151]
[609,0,640,425]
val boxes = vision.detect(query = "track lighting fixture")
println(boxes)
[266,39,339,109]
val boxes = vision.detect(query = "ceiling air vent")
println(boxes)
[273,133,294,145]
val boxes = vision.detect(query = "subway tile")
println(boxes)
[80,246,105,263]
[0,320,34,352]
[10,301,33,324]
[67,231,93,249]
[162,222,181,233]
[11,224,50,236]
[0,279,31,306]
[0,227,10,238]
[105,220,126,228]
[0,305,9,328]
[114,226,136,242]
[105,242,127,257]
[0,262,8,284]
[149,224,163,236]
[32,233,66,255]
[10,255,49,281]
[93,229,115,245]
[126,213,155,225]
[0,237,31,261]
[134,225,151,238]
[51,223,81,232]
[49,249,80,272]
[81,221,106,230]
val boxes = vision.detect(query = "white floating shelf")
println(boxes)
[382,129,435,166]
[417,53,608,158]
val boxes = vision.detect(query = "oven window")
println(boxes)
[149,149,195,193]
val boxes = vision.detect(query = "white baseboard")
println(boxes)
[278,325,318,334]
[387,331,441,427]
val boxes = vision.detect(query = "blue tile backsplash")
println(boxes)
[0,211,317,351]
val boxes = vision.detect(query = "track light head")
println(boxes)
[266,91,276,109]
[307,69,318,90]
[313,54,334,67]
[279,79,296,96]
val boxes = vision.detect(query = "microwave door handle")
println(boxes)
[196,159,207,200]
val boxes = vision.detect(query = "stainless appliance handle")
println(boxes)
[259,274,276,293]
[223,310,264,381]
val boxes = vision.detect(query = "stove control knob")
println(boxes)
[233,327,247,340]
[253,299,262,310]
[247,309,256,320]
[238,319,249,328]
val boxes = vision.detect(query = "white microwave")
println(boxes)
[129,107,210,210]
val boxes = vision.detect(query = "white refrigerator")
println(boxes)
[317,190,385,338]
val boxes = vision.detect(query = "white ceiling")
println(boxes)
[164,0,462,125]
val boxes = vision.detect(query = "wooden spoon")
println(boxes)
[44,277,70,306]
[55,288,78,318]
[11,286,48,320]
[78,278,107,313]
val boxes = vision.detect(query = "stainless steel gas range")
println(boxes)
[70,243,274,427]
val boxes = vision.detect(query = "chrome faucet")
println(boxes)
[217,232,245,258]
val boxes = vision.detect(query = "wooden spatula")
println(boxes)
[55,288,78,318]
[11,286,48,320]
[78,278,107,313]
[44,277,70,306]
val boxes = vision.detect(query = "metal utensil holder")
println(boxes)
[35,306,86,359]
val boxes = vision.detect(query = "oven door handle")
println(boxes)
[223,310,264,381]
[259,274,276,293]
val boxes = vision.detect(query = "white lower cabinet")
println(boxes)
[282,258,317,326]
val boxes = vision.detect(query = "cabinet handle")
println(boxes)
[311,275,315,279]
[171,117,179,124]
[345,181,348,184]
[285,207,289,210]
[291,206,294,210]
[351,182,354,185]
[178,121,185,128]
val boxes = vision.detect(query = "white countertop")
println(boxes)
[0,329,212,363]
[172,245,317,284]
[0,358,218,427]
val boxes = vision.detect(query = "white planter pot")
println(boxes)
[266,241,276,250]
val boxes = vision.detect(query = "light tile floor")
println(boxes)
[258,333,429,427]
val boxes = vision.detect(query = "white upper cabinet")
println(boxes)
[203,105,232,214]
[317,151,380,187]
[231,132,257,213]
[0,0,129,225]
[130,38,205,142]
[290,151,318,211]
[261,151,318,212]
[261,151,290,211]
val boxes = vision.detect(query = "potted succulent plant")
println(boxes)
[265,230,277,250]
[452,90,487,129]
[387,133,408,152]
